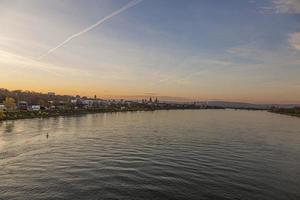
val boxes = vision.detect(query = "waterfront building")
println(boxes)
[17,101,28,110]
[31,105,41,111]
[0,104,6,111]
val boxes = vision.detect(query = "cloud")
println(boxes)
[143,92,158,96]
[158,77,172,83]
[38,0,143,60]
[289,32,300,50]
[226,41,300,69]
[226,45,262,58]
[0,50,91,77]
[271,0,300,14]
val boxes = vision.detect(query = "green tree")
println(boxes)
[4,97,16,110]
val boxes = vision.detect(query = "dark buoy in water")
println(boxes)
[46,133,49,139]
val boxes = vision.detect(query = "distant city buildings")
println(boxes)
[0,88,211,114]
[48,92,55,96]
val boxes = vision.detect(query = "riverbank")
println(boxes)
[0,107,224,121]
[0,108,150,121]
[269,108,300,118]
[2,107,300,121]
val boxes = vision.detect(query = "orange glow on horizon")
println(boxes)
[1,83,299,105]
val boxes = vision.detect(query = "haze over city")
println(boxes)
[1,0,300,103]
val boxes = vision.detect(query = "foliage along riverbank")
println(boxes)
[0,108,150,121]
[0,106,225,121]
[2,107,300,122]
[269,108,300,118]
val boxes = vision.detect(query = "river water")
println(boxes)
[0,110,299,200]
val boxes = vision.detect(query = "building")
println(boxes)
[0,104,6,111]
[18,101,28,110]
[70,99,77,104]
[82,99,94,108]
[31,105,41,111]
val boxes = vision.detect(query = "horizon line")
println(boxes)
[1,87,300,105]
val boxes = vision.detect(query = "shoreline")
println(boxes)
[2,108,299,122]
[269,107,300,118]
[0,107,224,122]
[269,110,300,118]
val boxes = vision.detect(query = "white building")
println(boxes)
[0,104,6,111]
[31,105,41,111]
[70,99,77,104]
[82,99,94,108]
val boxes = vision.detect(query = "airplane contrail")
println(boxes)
[38,0,143,60]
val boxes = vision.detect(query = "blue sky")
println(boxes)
[0,0,300,103]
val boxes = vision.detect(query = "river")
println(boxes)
[0,110,299,199]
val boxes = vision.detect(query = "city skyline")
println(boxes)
[1,0,300,104]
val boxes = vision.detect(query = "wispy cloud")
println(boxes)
[226,41,300,67]
[0,50,91,77]
[38,0,143,60]
[158,77,172,83]
[263,0,300,14]
[289,32,300,50]
[149,56,237,87]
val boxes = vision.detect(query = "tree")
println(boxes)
[38,99,47,107]
[4,97,16,110]
[0,110,5,119]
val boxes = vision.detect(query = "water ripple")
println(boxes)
[0,110,300,200]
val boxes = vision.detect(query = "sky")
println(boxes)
[0,0,300,103]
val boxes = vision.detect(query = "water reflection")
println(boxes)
[3,121,15,133]
[0,110,300,200]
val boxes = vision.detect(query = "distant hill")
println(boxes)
[205,101,300,109]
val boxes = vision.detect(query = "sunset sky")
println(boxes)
[0,0,300,103]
